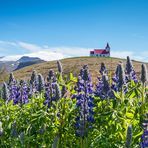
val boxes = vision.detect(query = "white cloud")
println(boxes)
[18,41,42,52]
[0,40,17,46]
[1,51,65,61]
[111,50,148,62]
[0,40,147,63]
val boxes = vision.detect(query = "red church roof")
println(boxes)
[94,49,109,54]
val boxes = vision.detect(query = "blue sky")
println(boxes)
[0,0,148,62]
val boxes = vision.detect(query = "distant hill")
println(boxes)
[0,56,45,82]
[0,56,45,72]
[17,56,43,63]
[12,56,148,82]
[15,56,45,70]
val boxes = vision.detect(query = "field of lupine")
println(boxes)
[0,56,147,148]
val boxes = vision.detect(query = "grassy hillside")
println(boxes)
[11,56,148,82]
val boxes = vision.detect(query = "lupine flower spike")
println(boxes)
[125,125,132,148]
[74,65,94,138]
[140,113,148,148]
[30,70,39,93]
[100,62,107,75]
[2,82,9,101]
[57,60,63,74]
[8,72,15,85]
[0,121,3,136]
[141,64,148,86]
[125,56,137,83]
[38,73,45,93]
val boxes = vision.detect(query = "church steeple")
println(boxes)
[105,43,110,51]
[105,43,110,56]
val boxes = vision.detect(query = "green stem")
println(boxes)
[142,84,145,104]
[141,83,145,115]
[121,87,124,103]
[80,138,83,148]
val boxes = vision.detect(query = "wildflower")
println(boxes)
[111,63,128,94]
[140,113,148,148]
[118,63,125,89]
[0,121,3,136]
[8,72,15,85]
[2,82,9,101]
[44,77,61,107]
[100,62,107,75]
[52,135,59,148]
[18,81,29,104]
[126,56,133,76]
[8,79,18,104]
[61,85,67,98]
[141,64,148,85]
[125,125,132,148]
[125,56,137,82]
[11,121,17,137]
[30,70,39,93]
[19,132,25,145]
[75,65,94,138]
[95,74,114,99]
[48,69,55,81]
[30,70,38,85]
[57,60,63,73]
[102,74,110,94]
[38,73,45,93]
[79,65,91,82]
[53,82,61,101]
[44,82,52,108]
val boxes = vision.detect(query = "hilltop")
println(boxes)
[9,56,147,83]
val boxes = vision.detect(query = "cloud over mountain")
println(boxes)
[0,40,147,62]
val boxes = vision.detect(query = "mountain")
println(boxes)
[17,56,43,63]
[12,56,148,82]
[15,56,45,70]
[0,56,45,72]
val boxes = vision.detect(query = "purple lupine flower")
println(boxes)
[44,82,52,108]
[8,72,15,85]
[141,64,148,85]
[126,56,133,76]
[140,113,148,148]
[100,62,107,75]
[8,79,19,104]
[52,82,61,101]
[74,65,94,138]
[11,121,18,137]
[125,125,132,148]
[30,70,38,84]
[79,65,92,82]
[75,93,94,138]
[18,81,29,104]
[111,63,128,94]
[8,79,29,105]
[44,73,61,107]
[57,60,63,73]
[30,70,39,93]
[38,73,45,93]
[125,56,138,83]
[2,82,9,101]
[0,121,3,136]
[102,75,110,94]
[118,63,125,89]
[47,69,55,81]
[61,85,67,98]
[95,74,114,99]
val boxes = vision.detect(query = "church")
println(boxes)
[90,43,110,57]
